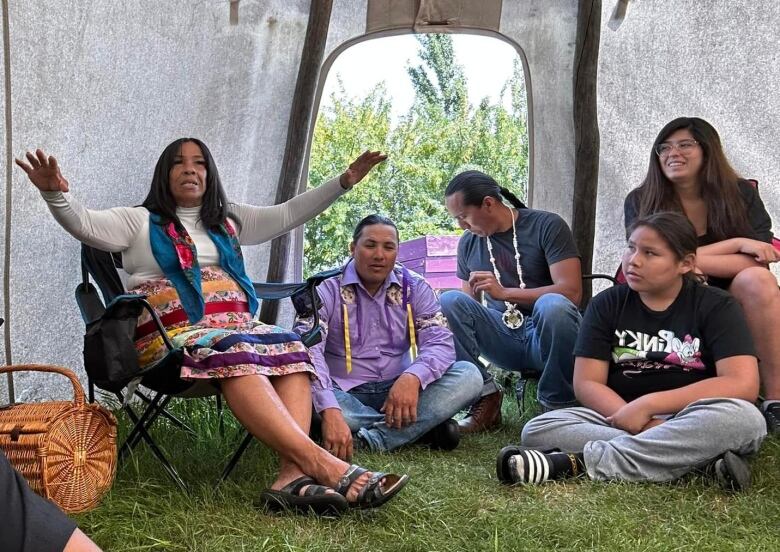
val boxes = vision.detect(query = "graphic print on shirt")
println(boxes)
[612,328,705,374]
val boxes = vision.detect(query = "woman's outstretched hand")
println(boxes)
[14,149,70,192]
[339,150,387,189]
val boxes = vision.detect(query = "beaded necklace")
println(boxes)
[485,207,525,329]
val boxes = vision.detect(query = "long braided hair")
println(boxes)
[444,170,526,210]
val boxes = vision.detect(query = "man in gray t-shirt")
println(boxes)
[440,171,583,432]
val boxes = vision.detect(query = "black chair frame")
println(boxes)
[75,243,336,491]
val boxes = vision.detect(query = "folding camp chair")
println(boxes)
[75,243,336,490]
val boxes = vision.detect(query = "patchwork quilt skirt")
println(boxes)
[131,267,314,380]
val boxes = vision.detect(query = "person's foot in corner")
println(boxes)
[458,389,503,433]
[710,451,752,492]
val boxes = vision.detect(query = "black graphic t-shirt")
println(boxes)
[575,279,756,402]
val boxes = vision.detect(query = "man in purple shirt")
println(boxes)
[295,215,482,459]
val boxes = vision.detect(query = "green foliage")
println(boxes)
[304,35,529,274]
[407,34,468,118]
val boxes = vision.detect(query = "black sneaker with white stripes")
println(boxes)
[509,449,555,484]
[496,445,585,485]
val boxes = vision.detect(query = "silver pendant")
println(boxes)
[502,304,524,329]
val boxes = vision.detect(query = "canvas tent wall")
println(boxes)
[595,0,780,279]
[1,0,778,401]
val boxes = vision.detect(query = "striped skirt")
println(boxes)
[131,267,315,380]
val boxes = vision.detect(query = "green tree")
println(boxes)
[406,35,468,118]
[303,36,529,274]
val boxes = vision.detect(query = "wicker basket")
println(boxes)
[0,364,117,513]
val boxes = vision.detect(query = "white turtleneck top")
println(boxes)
[40,177,346,289]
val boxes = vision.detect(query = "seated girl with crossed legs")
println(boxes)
[496,212,766,491]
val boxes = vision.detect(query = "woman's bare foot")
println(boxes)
[308,448,405,506]
[271,462,338,496]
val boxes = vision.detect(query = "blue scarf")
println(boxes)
[148,213,258,323]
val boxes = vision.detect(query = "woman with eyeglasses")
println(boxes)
[624,116,780,434]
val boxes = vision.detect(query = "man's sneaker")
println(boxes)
[458,389,503,434]
[763,401,780,434]
[713,451,751,492]
[418,419,460,451]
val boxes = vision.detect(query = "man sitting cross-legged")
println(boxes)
[295,214,482,459]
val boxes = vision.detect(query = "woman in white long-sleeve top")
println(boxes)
[15,139,408,515]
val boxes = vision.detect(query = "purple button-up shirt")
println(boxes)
[294,262,456,413]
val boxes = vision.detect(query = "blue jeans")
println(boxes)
[333,361,482,452]
[439,291,581,409]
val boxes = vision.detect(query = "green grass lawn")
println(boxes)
[77,392,780,552]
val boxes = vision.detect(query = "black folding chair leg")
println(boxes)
[515,378,528,414]
[118,394,188,492]
[124,407,188,492]
[216,394,225,438]
[120,392,171,456]
[134,390,196,436]
[216,431,254,486]
[144,440,188,491]
[117,400,144,462]
[126,393,176,452]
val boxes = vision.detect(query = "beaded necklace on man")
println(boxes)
[485,206,525,329]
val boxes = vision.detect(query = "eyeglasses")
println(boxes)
[655,139,699,157]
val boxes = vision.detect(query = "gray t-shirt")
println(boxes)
[456,208,579,314]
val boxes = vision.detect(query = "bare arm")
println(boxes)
[608,355,759,434]
[573,356,627,417]
[696,237,779,278]
[292,282,354,460]
[633,355,758,415]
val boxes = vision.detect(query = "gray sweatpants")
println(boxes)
[521,398,766,482]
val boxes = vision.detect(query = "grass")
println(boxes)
[77,386,780,552]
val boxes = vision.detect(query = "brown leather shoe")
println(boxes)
[458,390,503,433]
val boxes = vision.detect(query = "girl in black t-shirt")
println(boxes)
[624,117,780,433]
[496,212,766,491]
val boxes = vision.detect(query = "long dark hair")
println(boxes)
[352,214,399,243]
[141,138,229,230]
[627,211,700,281]
[444,170,526,209]
[633,117,750,241]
